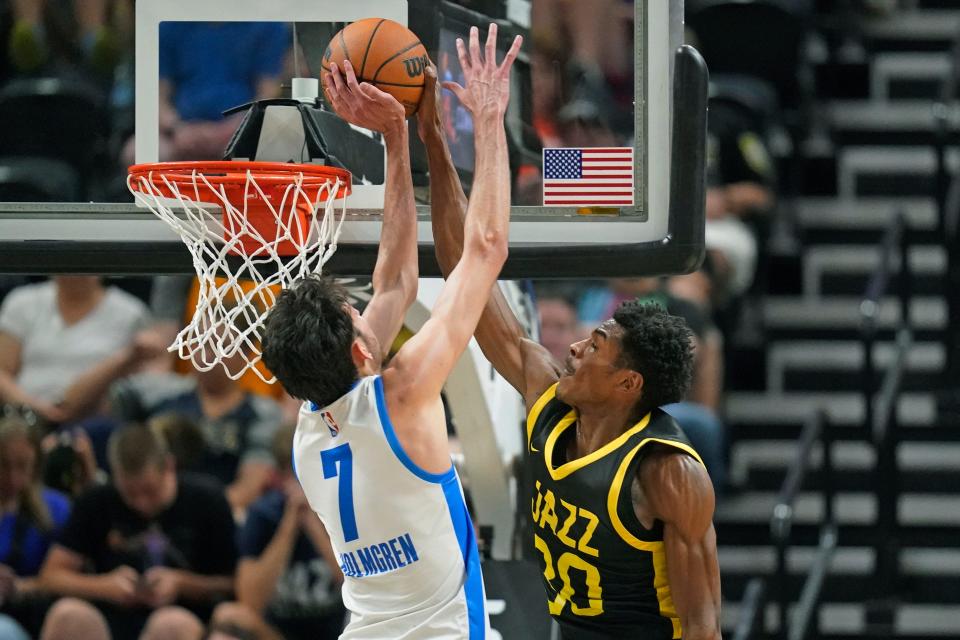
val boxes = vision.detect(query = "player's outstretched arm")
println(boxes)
[325,61,418,359]
[384,25,519,470]
[642,452,723,640]
[419,51,558,409]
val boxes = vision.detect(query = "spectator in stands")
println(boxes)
[38,423,235,639]
[40,428,103,498]
[686,98,777,311]
[229,423,344,639]
[531,0,633,134]
[111,338,282,514]
[0,276,159,426]
[39,597,204,640]
[0,415,71,636]
[147,414,206,473]
[536,293,587,362]
[7,0,120,75]
[121,22,290,165]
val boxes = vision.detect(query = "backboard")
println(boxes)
[0,0,706,278]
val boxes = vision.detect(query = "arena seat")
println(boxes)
[0,77,109,197]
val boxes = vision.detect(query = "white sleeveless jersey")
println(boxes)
[293,375,489,639]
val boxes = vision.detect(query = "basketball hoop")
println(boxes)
[128,160,352,383]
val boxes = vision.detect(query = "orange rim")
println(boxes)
[128,160,352,200]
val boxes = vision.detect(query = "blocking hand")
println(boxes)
[443,23,522,119]
[325,60,406,135]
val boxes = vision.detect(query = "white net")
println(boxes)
[128,165,348,383]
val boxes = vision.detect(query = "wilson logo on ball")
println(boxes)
[402,55,428,79]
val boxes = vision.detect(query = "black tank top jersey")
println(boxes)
[525,384,704,640]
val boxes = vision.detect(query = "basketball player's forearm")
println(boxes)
[372,127,418,296]
[422,124,469,276]
[462,117,510,258]
[666,533,722,640]
[424,117,532,390]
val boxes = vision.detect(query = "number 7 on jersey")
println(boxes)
[321,443,359,542]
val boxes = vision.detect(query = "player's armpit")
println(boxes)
[470,284,560,405]
[641,452,722,640]
[519,338,562,409]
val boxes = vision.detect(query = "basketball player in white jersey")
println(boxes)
[260,24,522,640]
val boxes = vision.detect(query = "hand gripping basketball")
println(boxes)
[324,60,406,135]
[443,23,522,119]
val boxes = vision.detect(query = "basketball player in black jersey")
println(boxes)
[417,69,722,638]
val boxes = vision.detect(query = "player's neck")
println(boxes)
[571,403,639,457]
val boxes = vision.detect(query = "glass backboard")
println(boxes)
[0,0,706,278]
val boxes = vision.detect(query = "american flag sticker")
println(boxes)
[543,147,635,207]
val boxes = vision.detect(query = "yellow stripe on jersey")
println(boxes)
[545,413,651,481]
[526,383,559,447]
[653,547,682,639]
[607,442,661,552]
[607,437,705,640]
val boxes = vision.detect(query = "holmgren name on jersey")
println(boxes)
[339,532,420,578]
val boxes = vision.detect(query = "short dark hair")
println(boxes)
[261,275,357,408]
[148,413,206,471]
[108,423,170,476]
[612,299,695,413]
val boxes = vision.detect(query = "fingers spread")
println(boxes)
[485,22,497,67]
[358,82,391,102]
[499,34,523,75]
[469,25,482,66]
[441,80,465,101]
[455,37,470,75]
[343,60,361,92]
[330,62,346,94]
[324,72,338,101]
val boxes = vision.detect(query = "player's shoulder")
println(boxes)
[636,447,714,521]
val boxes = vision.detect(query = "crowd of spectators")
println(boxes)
[0,0,879,636]
[0,255,344,640]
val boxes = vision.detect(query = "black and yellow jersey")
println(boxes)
[526,383,704,639]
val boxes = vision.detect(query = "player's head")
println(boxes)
[556,300,694,419]
[262,275,382,408]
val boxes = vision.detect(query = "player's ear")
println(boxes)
[619,370,643,395]
[351,337,374,366]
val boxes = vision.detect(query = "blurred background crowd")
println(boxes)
[2,0,954,638]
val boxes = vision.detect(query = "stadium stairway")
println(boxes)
[717,3,960,637]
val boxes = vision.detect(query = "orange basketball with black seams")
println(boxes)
[321,18,428,118]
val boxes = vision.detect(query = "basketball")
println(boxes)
[321,18,428,117]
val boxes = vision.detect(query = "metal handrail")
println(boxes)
[788,523,838,640]
[770,410,835,640]
[860,211,908,441]
[732,578,767,640]
[874,327,913,447]
[860,212,906,324]
[736,410,835,640]
[859,211,913,631]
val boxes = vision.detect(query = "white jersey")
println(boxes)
[294,375,489,639]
